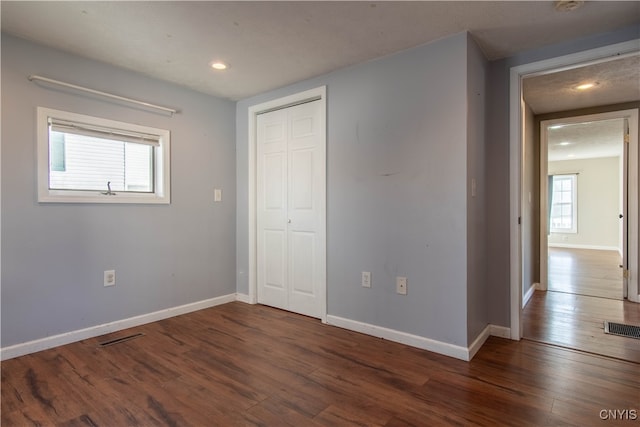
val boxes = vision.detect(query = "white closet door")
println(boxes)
[287,100,325,318]
[257,108,288,310]
[257,100,325,318]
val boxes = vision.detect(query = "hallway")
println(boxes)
[524,248,639,362]
[523,290,640,363]
[547,247,623,300]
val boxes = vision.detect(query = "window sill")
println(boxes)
[38,190,170,204]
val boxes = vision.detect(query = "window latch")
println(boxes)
[100,181,117,196]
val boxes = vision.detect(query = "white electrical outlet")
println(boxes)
[104,270,116,287]
[214,188,222,202]
[396,276,407,295]
[362,271,371,288]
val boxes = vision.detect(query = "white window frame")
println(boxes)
[37,107,171,204]
[550,173,577,234]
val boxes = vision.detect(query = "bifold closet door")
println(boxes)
[257,100,325,318]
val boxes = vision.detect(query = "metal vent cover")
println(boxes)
[604,321,640,339]
[98,332,145,347]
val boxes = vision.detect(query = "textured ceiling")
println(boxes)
[2,1,639,100]
[547,118,624,162]
[524,55,640,115]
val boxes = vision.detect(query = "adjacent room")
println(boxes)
[2,1,639,425]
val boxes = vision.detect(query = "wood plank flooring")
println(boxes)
[3,302,640,426]
[523,291,640,363]
[548,247,623,300]
[525,247,640,363]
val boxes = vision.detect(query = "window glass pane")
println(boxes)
[125,143,153,192]
[550,174,577,233]
[48,130,153,193]
[50,132,66,172]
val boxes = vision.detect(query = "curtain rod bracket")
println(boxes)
[28,75,178,116]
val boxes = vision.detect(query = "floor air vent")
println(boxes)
[603,322,640,339]
[98,332,145,347]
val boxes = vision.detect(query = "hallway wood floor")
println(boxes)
[524,247,639,363]
[2,302,639,426]
[547,247,623,300]
[523,291,640,363]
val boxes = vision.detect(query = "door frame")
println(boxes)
[539,110,639,299]
[509,39,639,340]
[247,86,327,322]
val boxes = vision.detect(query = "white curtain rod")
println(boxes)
[28,75,178,116]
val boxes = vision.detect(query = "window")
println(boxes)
[37,107,170,203]
[550,174,577,233]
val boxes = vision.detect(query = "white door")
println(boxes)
[256,100,325,318]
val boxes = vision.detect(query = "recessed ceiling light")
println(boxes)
[555,1,584,12]
[549,124,565,130]
[567,154,575,158]
[575,82,598,90]
[558,141,571,146]
[211,61,228,70]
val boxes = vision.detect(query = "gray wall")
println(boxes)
[485,24,640,327]
[4,23,637,352]
[466,34,489,342]
[1,35,236,347]
[237,32,473,346]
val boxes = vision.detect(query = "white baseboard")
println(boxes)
[468,325,491,361]
[523,283,537,308]
[326,315,510,362]
[2,296,513,363]
[548,243,619,251]
[0,293,237,361]
[467,324,512,359]
[489,324,511,339]
[235,293,252,304]
[327,315,470,361]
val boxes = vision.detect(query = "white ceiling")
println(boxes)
[2,1,639,101]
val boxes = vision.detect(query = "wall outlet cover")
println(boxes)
[396,276,407,295]
[104,270,116,287]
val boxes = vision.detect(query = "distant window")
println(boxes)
[550,174,577,233]
[37,107,170,203]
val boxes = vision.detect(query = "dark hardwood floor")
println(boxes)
[3,302,640,426]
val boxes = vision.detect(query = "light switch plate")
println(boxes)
[362,271,371,288]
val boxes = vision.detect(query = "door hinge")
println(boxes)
[624,134,630,144]
[623,269,630,279]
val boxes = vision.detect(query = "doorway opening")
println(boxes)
[541,114,628,301]
[509,39,640,361]
[525,108,639,362]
